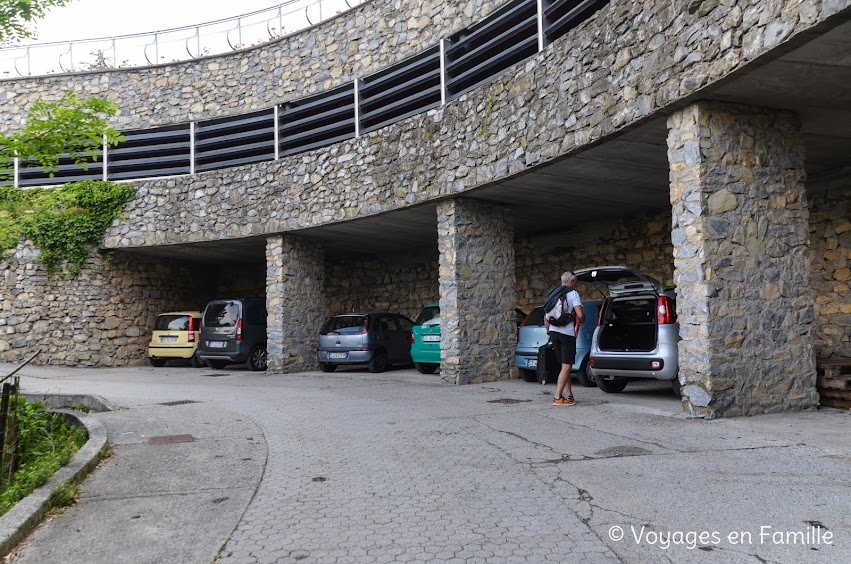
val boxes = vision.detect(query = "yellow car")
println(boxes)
[147,311,204,367]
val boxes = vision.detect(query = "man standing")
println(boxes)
[543,271,585,406]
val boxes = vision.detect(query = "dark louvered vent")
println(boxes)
[108,124,191,180]
[18,155,103,187]
[444,0,539,99]
[542,0,609,44]
[195,109,275,173]
[359,47,441,134]
[279,84,355,157]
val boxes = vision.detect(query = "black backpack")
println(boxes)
[547,292,576,327]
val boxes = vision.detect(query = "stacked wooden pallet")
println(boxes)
[817,359,851,409]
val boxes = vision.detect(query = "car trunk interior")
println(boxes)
[598,296,658,352]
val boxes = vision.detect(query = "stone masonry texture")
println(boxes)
[667,101,817,418]
[266,235,326,373]
[437,199,516,385]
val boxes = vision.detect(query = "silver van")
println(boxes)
[198,298,267,371]
[577,266,681,396]
[317,312,414,373]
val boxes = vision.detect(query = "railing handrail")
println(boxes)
[4,0,308,50]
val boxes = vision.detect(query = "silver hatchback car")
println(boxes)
[317,312,415,373]
[577,266,681,396]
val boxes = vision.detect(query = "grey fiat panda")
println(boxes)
[198,298,267,371]
[577,266,681,396]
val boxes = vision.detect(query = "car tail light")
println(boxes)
[657,296,675,324]
[411,333,415,344]
[187,317,195,343]
[236,319,243,341]
[519,311,532,328]
[598,299,607,326]
[589,359,595,368]
[361,316,371,335]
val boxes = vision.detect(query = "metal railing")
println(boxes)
[8,0,611,187]
[0,0,364,79]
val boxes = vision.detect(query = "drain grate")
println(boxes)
[487,398,532,405]
[148,434,194,445]
[159,400,200,406]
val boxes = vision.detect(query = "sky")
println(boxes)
[33,0,289,44]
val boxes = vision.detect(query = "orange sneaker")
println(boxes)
[552,396,576,406]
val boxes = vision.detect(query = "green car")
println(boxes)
[411,304,441,374]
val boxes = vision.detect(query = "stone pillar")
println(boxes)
[266,235,325,373]
[437,198,516,385]
[667,101,817,417]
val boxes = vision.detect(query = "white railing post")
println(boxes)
[273,105,280,159]
[354,79,361,138]
[439,39,447,106]
[537,0,545,51]
[102,134,108,181]
[13,157,19,188]
[189,122,196,175]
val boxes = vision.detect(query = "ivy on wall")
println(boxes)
[0,180,135,276]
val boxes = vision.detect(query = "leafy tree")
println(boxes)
[0,91,123,181]
[0,0,71,45]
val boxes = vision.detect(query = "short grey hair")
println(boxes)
[561,271,577,284]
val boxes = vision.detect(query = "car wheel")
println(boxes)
[248,346,267,371]
[574,361,596,387]
[319,362,337,373]
[368,351,388,373]
[208,360,229,370]
[190,353,205,368]
[520,368,537,382]
[149,358,166,368]
[597,376,628,393]
[672,377,682,398]
[415,362,438,374]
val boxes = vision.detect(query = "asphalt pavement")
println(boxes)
[2,362,849,563]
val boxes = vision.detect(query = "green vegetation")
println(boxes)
[0,180,135,276]
[0,398,88,517]
[0,0,71,45]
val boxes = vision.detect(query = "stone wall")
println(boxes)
[0,0,509,131]
[0,244,210,366]
[86,0,851,252]
[667,101,817,418]
[324,254,439,321]
[437,199,516,384]
[809,183,851,360]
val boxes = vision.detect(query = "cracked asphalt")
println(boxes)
[4,363,850,563]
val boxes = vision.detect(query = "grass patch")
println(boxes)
[0,399,88,517]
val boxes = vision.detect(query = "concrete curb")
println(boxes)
[0,409,108,558]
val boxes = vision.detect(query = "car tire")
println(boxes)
[574,361,596,387]
[368,351,388,373]
[672,377,682,398]
[208,360,229,370]
[597,376,628,393]
[190,353,205,368]
[149,358,166,368]
[319,362,337,373]
[248,346,267,371]
[415,362,438,374]
[520,368,537,382]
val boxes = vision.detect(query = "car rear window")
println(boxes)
[204,301,241,328]
[415,306,440,326]
[524,307,545,327]
[321,315,369,335]
[155,315,192,331]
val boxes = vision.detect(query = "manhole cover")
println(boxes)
[148,434,194,445]
[487,398,532,405]
[159,400,200,406]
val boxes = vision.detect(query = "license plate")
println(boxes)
[422,335,441,342]
[207,341,226,349]
[160,336,178,343]
[328,352,348,359]
[527,358,538,368]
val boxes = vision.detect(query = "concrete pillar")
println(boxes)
[667,101,817,417]
[266,235,325,373]
[437,198,516,384]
